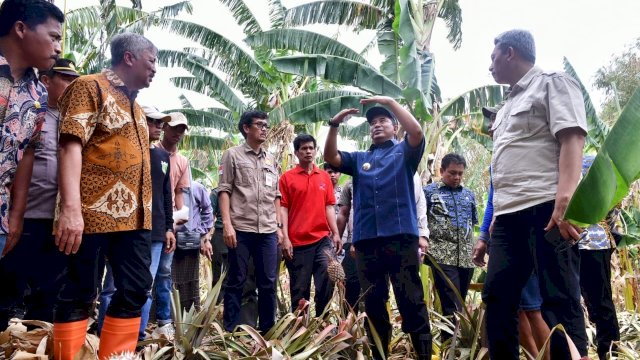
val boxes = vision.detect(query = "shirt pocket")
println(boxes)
[262,165,278,198]
[35,130,48,150]
[235,161,254,186]
[505,101,532,135]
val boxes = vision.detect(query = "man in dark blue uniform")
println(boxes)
[324,96,431,360]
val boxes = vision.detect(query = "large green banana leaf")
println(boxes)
[565,87,640,225]
[271,55,403,98]
[269,90,367,124]
[246,29,370,65]
[286,95,375,123]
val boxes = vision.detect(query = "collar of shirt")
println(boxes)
[242,142,266,158]
[103,68,138,100]
[0,54,39,85]
[156,141,177,155]
[368,138,397,151]
[510,66,543,98]
[295,163,320,174]
[436,180,464,191]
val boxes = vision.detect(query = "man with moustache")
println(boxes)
[324,96,432,360]
[279,134,341,316]
[54,32,158,360]
[482,29,588,359]
[0,58,78,330]
[0,0,64,257]
[219,110,283,333]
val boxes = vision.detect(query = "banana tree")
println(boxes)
[63,0,192,73]
[255,0,462,140]
[565,86,640,226]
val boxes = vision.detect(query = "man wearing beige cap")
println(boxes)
[155,112,203,317]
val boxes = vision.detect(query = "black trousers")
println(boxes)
[285,237,334,316]
[429,261,474,319]
[355,235,431,358]
[482,201,587,359]
[54,230,152,322]
[341,243,361,309]
[0,219,67,330]
[580,248,619,359]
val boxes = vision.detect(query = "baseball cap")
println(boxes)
[365,106,397,124]
[141,105,171,122]
[482,101,506,119]
[167,112,189,130]
[43,58,80,78]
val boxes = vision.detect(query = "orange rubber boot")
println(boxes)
[53,319,88,360]
[99,316,141,360]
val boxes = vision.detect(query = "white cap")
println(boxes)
[167,112,189,129]
[141,105,171,122]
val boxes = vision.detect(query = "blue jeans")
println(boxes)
[98,242,172,340]
[223,231,277,333]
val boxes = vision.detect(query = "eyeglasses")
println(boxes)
[146,118,164,128]
[252,122,270,130]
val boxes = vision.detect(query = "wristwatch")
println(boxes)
[166,229,174,233]
[277,222,283,229]
[328,118,340,128]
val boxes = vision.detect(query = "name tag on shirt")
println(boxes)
[265,173,275,187]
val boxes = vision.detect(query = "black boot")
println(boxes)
[410,332,433,360]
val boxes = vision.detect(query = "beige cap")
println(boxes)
[141,105,171,122]
[167,112,189,129]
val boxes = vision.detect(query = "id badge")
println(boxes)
[265,173,275,187]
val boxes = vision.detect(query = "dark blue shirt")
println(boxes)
[150,147,173,242]
[338,137,425,243]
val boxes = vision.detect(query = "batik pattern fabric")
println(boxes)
[424,182,478,268]
[57,69,152,233]
[578,155,614,250]
[0,55,46,234]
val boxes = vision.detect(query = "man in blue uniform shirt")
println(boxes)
[324,96,431,360]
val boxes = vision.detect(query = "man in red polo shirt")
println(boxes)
[280,134,342,316]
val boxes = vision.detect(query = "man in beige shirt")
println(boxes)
[218,110,283,333]
[481,29,588,360]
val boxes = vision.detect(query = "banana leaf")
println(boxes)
[565,86,640,226]
[271,55,404,98]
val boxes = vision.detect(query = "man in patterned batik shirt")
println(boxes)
[423,153,477,341]
[0,0,64,257]
[54,33,157,360]
[578,155,620,360]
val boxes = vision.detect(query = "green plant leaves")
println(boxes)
[272,55,403,98]
[566,86,640,225]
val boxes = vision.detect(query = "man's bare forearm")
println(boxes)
[323,127,341,168]
[219,191,232,227]
[556,128,586,212]
[325,205,339,237]
[336,205,350,238]
[10,148,35,218]
[59,138,83,211]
